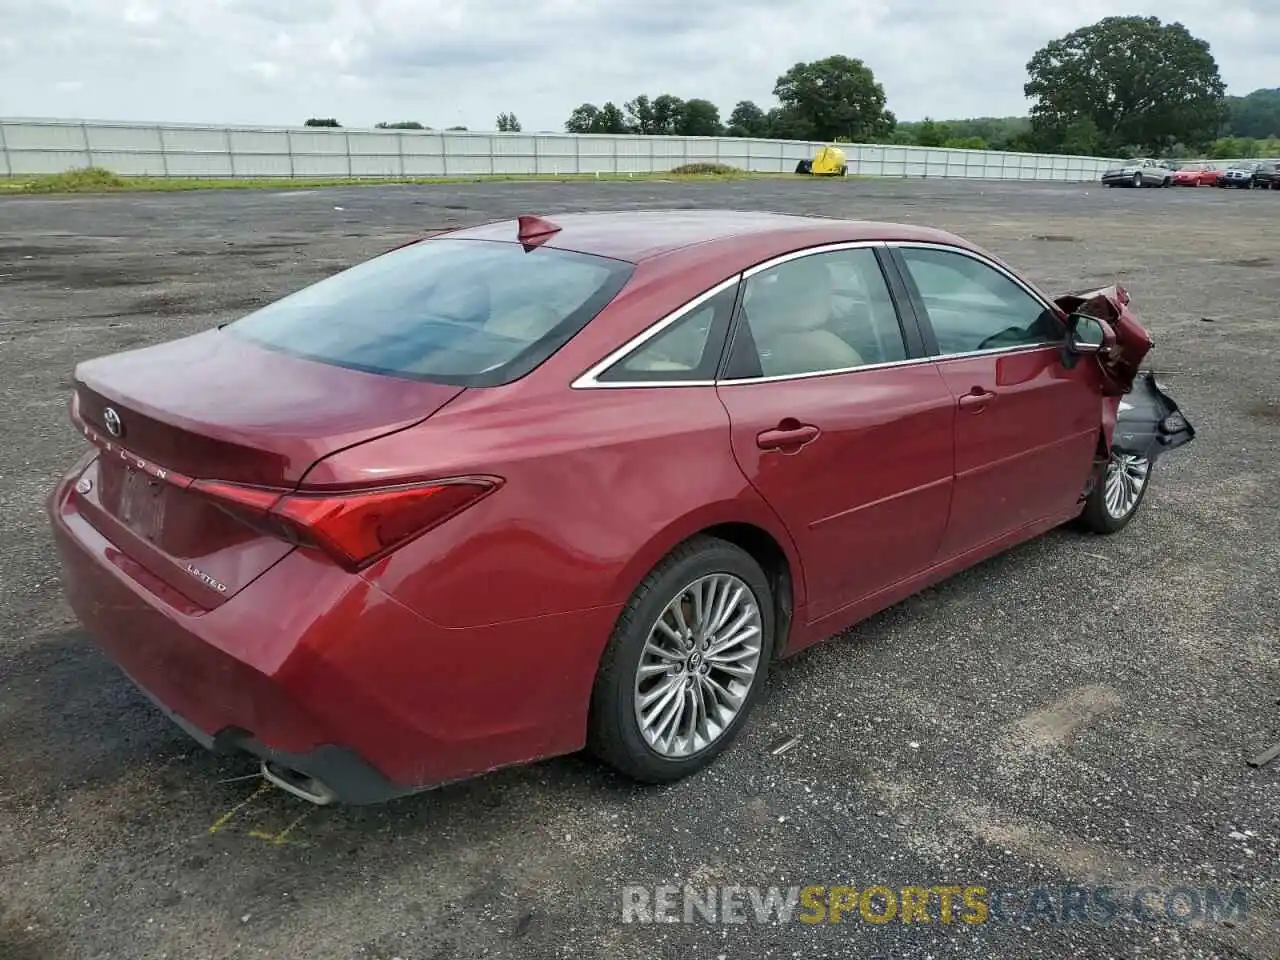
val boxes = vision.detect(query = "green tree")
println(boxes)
[772,55,896,142]
[914,118,948,147]
[495,112,522,132]
[565,102,630,134]
[765,105,815,141]
[726,100,768,137]
[678,99,723,137]
[1209,137,1260,159]
[304,118,340,127]
[595,102,629,134]
[1054,118,1104,156]
[375,121,426,129]
[652,95,686,134]
[565,103,602,134]
[1024,16,1226,155]
[624,94,687,134]
[623,94,656,133]
[1224,88,1280,139]
[942,136,989,150]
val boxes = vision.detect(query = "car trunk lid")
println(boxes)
[70,329,465,607]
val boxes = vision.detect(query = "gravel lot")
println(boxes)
[1,178,1277,960]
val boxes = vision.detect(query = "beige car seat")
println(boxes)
[485,302,561,342]
[751,257,863,377]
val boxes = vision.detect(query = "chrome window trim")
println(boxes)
[572,238,1065,390]
[716,341,1058,387]
[569,274,741,390]
[738,239,885,278]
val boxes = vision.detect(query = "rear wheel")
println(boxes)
[1132,172,1143,187]
[587,536,775,783]
[795,160,812,175]
[1079,450,1152,534]
[839,164,848,176]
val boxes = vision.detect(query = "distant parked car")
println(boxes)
[1101,159,1174,187]
[1171,162,1221,187]
[1251,160,1280,189]
[1218,162,1261,188]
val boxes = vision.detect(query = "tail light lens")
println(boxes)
[192,476,501,571]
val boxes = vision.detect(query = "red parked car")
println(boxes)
[1172,162,1221,186]
[47,211,1196,804]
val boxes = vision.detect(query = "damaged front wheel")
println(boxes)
[1079,450,1152,534]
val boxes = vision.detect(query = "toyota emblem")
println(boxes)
[102,406,123,438]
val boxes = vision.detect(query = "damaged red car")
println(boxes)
[47,211,1196,804]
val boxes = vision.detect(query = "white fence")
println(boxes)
[0,118,1126,183]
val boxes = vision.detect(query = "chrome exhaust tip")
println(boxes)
[260,760,338,806]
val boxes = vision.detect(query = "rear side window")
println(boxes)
[595,283,739,383]
[226,238,634,386]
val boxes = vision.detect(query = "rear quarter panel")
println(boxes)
[308,383,805,631]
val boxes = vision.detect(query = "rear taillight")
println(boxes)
[191,476,501,571]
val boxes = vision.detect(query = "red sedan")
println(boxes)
[1172,162,1221,186]
[47,211,1196,804]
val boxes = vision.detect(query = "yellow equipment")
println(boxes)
[794,145,849,176]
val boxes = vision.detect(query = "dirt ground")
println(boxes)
[1,178,1277,960]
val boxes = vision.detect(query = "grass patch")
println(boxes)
[2,165,812,195]
[667,162,746,176]
[14,166,128,193]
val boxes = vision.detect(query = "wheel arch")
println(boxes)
[605,501,806,660]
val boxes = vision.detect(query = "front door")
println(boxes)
[715,244,955,623]
[890,243,1104,561]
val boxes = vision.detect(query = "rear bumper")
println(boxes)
[119,661,411,803]
[48,474,406,803]
[47,462,622,803]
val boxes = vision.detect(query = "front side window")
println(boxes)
[723,247,907,380]
[226,238,634,386]
[897,247,1061,355]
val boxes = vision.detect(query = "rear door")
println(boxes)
[887,243,1103,561]
[714,243,955,623]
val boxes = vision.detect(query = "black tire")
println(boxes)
[839,165,848,176]
[1132,172,1143,187]
[587,536,776,783]
[1077,451,1153,535]
[795,160,812,175]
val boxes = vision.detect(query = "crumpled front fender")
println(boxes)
[1054,285,1154,396]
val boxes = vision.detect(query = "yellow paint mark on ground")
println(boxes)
[208,780,271,834]
[247,807,315,846]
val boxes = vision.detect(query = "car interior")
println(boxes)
[614,252,909,379]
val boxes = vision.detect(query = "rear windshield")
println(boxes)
[225,238,634,386]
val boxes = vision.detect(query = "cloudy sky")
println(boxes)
[1,0,1275,131]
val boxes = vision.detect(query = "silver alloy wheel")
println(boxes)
[1104,451,1150,519]
[633,573,763,758]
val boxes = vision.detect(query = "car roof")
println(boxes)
[442,210,976,263]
